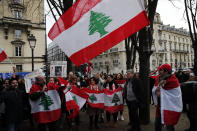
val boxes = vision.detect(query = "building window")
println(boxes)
[14,10,22,19]
[169,42,172,51]
[15,46,22,56]
[16,65,22,72]
[14,0,20,3]
[169,35,171,40]
[14,29,21,39]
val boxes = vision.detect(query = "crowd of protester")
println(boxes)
[0,65,197,131]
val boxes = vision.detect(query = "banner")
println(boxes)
[24,69,44,93]
[50,61,67,77]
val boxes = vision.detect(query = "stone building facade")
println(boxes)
[0,0,45,73]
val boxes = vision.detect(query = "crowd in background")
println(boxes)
[0,67,197,131]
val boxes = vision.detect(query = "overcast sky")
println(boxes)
[46,0,188,44]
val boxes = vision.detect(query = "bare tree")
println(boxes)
[125,34,137,70]
[124,0,158,124]
[184,0,197,75]
[46,0,74,73]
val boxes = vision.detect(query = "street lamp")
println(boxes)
[28,34,36,71]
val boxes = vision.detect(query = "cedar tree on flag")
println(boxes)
[0,47,7,63]
[48,0,150,66]
[104,87,123,113]
[29,83,62,123]
[83,87,104,109]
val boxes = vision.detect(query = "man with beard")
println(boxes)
[0,79,25,131]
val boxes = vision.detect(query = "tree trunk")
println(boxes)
[193,43,197,76]
[139,51,151,124]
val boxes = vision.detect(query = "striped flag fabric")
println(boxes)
[48,0,149,66]
[0,47,7,63]
[115,80,126,88]
[65,91,80,119]
[83,87,104,109]
[104,87,123,113]
[160,74,182,125]
[152,74,183,125]
[29,83,62,123]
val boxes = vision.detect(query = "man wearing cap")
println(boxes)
[153,64,183,131]
[124,69,143,131]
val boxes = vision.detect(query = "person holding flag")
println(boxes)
[86,77,102,129]
[153,64,183,131]
[115,73,126,121]
[29,75,62,131]
[103,75,119,128]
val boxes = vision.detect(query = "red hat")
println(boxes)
[159,64,172,71]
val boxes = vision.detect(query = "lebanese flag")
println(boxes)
[65,91,80,119]
[29,83,61,123]
[48,0,149,66]
[153,74,183,125]
[83,87,104,109]
[84,61,92,75]
[57,77,71,94]
[0,47,7,63]
[115,80,126,88]
[69,86,89,109]
[104,87,123,113]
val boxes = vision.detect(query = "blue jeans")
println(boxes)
[155,117,175,131]
[7,123,19,131]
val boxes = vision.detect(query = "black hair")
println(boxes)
[90,77,99,84]
[10,78,18,84]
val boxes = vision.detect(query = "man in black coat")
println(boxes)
[181,76,197,131]
[124,69,143,131]
[0,78,25,131]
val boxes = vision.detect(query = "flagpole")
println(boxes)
[7,57,15,67]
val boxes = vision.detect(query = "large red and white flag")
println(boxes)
[153,74,183,125]
[29,83,61,123]
[48,0,149,66]
[0,47,7,63]
[104,87,123,113]
[83,87,104,109]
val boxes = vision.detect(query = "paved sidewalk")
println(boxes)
[0,105,189,131]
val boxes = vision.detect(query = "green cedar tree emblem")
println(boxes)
[89,94,97,103]
[72,96,78,104]
[39,94,54,110]
[112,93,120,106]
[89,11,112,37]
